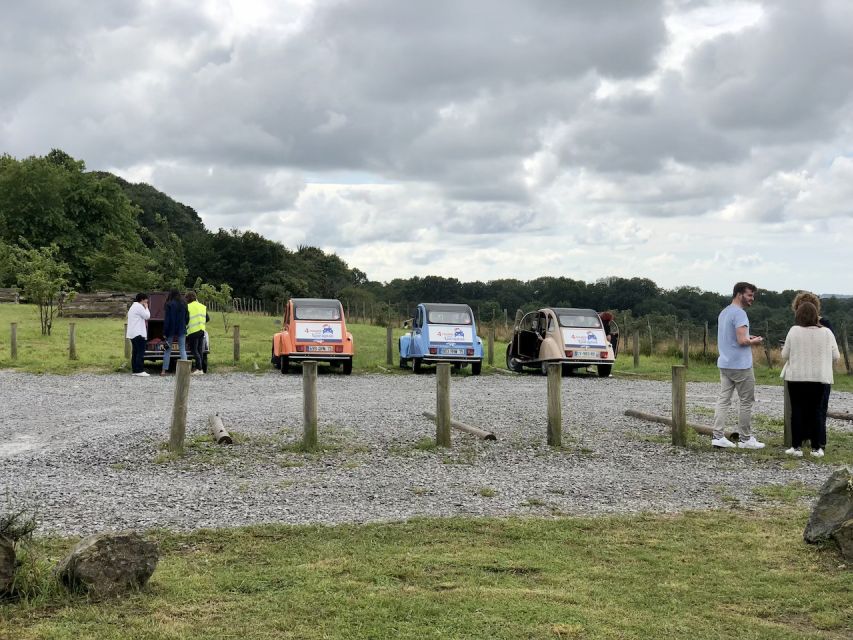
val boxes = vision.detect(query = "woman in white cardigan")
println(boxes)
[781,301,840,457]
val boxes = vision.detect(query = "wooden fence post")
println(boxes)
[233,324,240,362]
[169,360,192,453]
[671,365,687,447]
[633,331,640,368]
[488,324,495,366]
[386,325,393,366]
[124,323,131,359]
[682,330,689,368]
[783,380,792,447]
[703,321,708,356]
[302,361,318,450]
[10,323,17,361]
[547,363,562,447]
[69,323,77,360]
[841,323,851,375]
[647,319,654,357]
[436,363,451,447]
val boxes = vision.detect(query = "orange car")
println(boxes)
[271,298,354,374]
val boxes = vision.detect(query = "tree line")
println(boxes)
[1,150,851,340]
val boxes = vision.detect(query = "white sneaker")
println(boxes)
[132,372,150,377]
[192,369,204,376]
[712,437,736,448]
[738,437,766,449]
[785,447,803,457]
[810,448,824,458]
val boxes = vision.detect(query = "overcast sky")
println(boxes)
[2,0,852,295]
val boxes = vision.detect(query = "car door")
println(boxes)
[518,312,540,359]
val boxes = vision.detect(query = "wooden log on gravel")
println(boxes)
[624,408,740,440]
[827,411,853,421]
[208,414,233,444]
[422,411,497,441]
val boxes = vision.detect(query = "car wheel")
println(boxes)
[505,346,523,373]
[597,364,612,378]
[343,358,353,375]
[413,358,422,373]
[561,364,573,377]
[399,357,408,369]
[271,345,281,370]
[202,352,208,374]
[280,356,289,374]
[471,361,482,375]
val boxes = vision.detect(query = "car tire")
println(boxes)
[598,364,612,378]
[399,357,408,369]
[471,361,482,375]
[453,362,462,370]
[413,358,423,373]
[271,345,281,370]
[343,358,353,375]
[561,364,573,377]
[280,356,289,374]
[505,346,523,373]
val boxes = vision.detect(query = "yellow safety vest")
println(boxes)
[187,301,207,335]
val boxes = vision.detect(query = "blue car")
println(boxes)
[399,303,483,374]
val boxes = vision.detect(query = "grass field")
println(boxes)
[1,304,851,392]
[2,510,851,640]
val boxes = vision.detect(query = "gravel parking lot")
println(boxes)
[1,370,850,535]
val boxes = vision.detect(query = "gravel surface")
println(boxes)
[1,369,851,535]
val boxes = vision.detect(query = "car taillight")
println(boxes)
[565,350,573,357]
[466,348,474,356]
[334,345,343,353]
[296,345,305,352]
[429,347,437,354]
[600,351,609,359]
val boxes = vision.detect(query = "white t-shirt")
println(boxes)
[126,302,150,339]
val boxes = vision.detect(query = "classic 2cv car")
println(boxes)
[399,303,483,374]
[505,307,614,377]
[271,298,354,374]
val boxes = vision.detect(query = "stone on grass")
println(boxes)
[803,468,853,544]
[55,531,158,597]
[832,519,853,563]
[0,536,15,593]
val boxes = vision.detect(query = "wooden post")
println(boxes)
[124,323,131,358]
[10,323,17,361]
[703,321,708,356]
[647,319,654,356]
[302,361,318,450]
[682,329,689,368]
[169,360,192,453]
[841,323,851,375]
[69,323,77,360]
[547,363,562,447]
[762,320,772,369]
[386,325,393,365]
[233,324,240,362]
[436,363,451,447]
[783,380,792,447]
[633,331,640,368]
[488,325,495,366]
[671,365,687,447]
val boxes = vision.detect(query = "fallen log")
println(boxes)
[624,409,739,441]
[422,411,497,441]
[208,414,233,445]
[827,411,853,422]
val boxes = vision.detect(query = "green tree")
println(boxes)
[193,278,234,334]
[12,243,74,335]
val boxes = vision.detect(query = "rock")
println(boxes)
[832,519,853,563]
[0,536,16,593]
[55,531,159,596]
[804,468,853,544]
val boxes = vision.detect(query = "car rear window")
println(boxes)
[295,306,341,321]
[427,310,472,325]
[558,314,600,328]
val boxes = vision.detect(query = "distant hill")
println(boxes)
[820,294,853,299]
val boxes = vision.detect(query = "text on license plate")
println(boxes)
[442,348,464,355]
[308,345,333,352]
[572,350,598,358]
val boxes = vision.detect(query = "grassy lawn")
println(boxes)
[3,511,850,640]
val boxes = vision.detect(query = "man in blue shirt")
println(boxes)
[712,282,766,449]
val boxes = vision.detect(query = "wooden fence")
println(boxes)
[0,288,19,304]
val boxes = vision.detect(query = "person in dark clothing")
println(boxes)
[126,293,150,376]
[600,312,620,358]
[161,289,189,376]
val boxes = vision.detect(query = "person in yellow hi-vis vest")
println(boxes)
[185,291,210,375]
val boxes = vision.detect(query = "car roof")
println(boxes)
[421,303,473,313]
[547,307,599,317]
[291,298,342,308]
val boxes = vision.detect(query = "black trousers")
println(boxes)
[788,381,828,449]
[131,335,147,373]
[611,334,619,358]
[187,331,204,371]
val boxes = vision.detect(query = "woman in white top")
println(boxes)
[126,293,151,377]
[781,301,840,457]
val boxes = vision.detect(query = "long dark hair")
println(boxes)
[166,289,185,305]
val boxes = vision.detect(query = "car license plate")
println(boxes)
[573,350,598,358]
[308,345,332,352]
[443,348,464,355]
